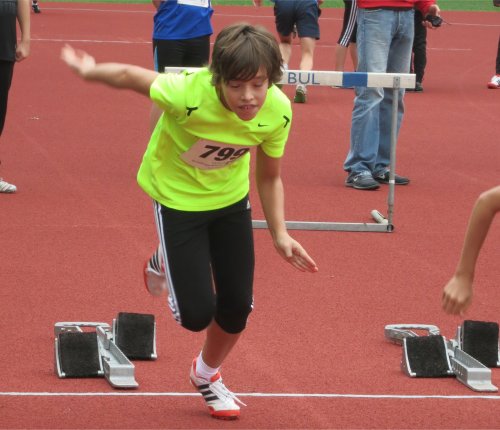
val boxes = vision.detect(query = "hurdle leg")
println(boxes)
[386,77,401,227]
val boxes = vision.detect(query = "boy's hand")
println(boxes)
[274,233,318,273]
[442,275,473,315]
[61,44,96,77]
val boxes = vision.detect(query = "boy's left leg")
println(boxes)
[190,322,245,419]
[191,196,254,419]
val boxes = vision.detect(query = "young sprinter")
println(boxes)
[442,185,500,315]
[61,23,318,420]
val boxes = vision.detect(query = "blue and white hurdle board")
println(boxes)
[165,67,416,232]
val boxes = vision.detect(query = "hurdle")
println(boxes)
[164,68,416,232]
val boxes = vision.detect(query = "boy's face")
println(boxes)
[219,68,269,121]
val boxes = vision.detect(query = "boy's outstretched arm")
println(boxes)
[442,185,500,315]
[255,147,318,273]
[61,44,158,96]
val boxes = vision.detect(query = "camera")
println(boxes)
[425,15,443,27]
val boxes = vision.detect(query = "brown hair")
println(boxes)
[209,23,282,87]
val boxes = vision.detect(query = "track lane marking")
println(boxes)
[1,392,500,399]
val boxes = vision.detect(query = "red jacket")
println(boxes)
[357,0,435,15]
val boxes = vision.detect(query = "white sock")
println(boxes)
[196,352,220,381]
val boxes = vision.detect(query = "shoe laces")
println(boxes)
[355,171,372,179]
[208,376,246,407]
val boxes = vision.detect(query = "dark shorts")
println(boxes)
[0,60,14,136]
[152,35,210,72]
[338,0,357,46]
[273,0,320,39]
[153,196,254,334]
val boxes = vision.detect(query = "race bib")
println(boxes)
[180,140,250,170]
[178,0,209,7]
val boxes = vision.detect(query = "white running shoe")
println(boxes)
[487,74,500,89]
[143,247,167,296]
[0,178,17,193]
[189,358,245,420]
[294,84,307,103]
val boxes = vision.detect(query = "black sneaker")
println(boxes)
[415,82,423,92]
[345,171,380,190]
[32,2,41,13]
[375,171,410,185]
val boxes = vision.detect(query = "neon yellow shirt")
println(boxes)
[137,69,292,211]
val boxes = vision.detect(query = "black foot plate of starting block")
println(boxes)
[460,320,499,368]
[114,312,157,360]
[57,331,101,378]
[404,335,452,377]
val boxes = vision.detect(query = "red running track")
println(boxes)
[0,4,499,429]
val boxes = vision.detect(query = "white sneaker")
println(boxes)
[0,178,17,193]
[294,85,307,103]
[189,358,245,420]
[487,74,500,89]
[143,247,167,296]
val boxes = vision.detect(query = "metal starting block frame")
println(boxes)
[385,324,498,392]
[165,67,418,233]
[54,322,138,389]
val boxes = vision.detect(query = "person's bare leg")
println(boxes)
[293,37,315,102]
[278,34,293,67]
[335,43,357,71]
[335,44,348,71]
[349,43,358,70]
[299,36,315,71]
[201,320,241,368]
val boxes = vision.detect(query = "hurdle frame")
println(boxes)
[164,68,416,233]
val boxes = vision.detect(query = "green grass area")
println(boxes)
[224,0,499,11]
[47,0,499,12]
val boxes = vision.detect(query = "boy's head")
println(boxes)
[210,23,283,88]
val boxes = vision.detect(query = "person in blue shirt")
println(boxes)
[152,0,213,72]
[150,0,213,130]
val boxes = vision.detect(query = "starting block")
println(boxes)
[54,313,157,389]
[385,323,499,392]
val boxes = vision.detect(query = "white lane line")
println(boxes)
[34,38,472,53]
[1,392,500,399]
